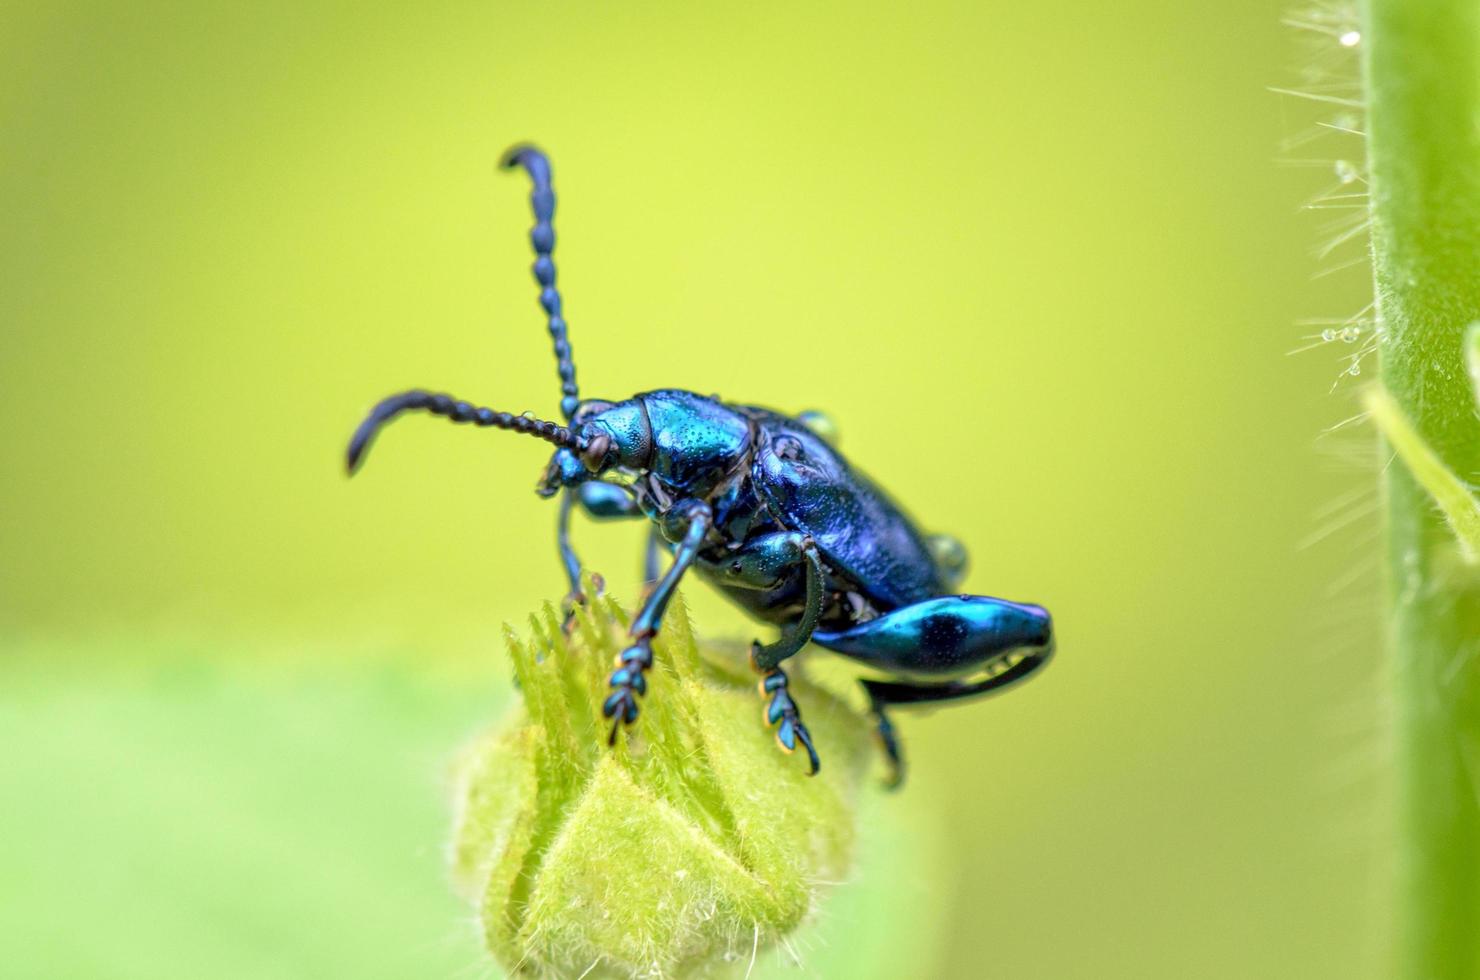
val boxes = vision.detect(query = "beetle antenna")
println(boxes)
[501,144,579,421]
[346,390,579,475]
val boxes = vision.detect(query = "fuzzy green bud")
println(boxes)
[449,595,871,978]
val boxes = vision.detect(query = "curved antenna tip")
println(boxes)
[499,142,544,170]
[345,422,376,476]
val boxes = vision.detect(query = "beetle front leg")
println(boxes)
[556,481,646,628]
[744,535,826,775]
[602,500,713,744]
[555,490,586,615]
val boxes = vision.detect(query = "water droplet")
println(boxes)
[1339,30,1361,48]
[1335,160,1360,184]
[1349,362,1362,376]
[1321,328,1337,342]
[1340,326,1361,343]
[1331,113,1359,132]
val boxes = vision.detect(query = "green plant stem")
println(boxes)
[1363,2,1480,976]
[1468,323,1480,409]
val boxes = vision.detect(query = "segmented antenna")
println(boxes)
[346,390,578,474]
[501,144,579,420]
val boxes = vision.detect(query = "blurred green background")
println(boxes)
[1,1,1381,977]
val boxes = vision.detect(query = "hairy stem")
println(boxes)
[1363,1,1480,976]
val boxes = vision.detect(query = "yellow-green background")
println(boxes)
[1,2,1380,978]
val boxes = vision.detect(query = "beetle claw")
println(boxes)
[794,722,820,776]
[757,666,821,776]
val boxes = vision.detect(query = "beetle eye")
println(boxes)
[580,433,612,472]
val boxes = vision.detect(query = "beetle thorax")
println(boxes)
[632,390,753,499]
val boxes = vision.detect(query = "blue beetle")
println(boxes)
[347,145,1053,786]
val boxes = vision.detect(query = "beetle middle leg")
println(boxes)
[864,688,906,790]
[714,533,827,775]
[602,500,712,743]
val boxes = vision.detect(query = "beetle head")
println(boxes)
[536,398,653,497]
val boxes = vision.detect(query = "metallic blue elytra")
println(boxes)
[346,145,1055,788]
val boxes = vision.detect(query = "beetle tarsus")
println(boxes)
[603,637,654,740]
[760,667,821,775]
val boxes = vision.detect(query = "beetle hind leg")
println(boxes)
[857,657,1054,787]
[812,593,1054,786]
[812,594,1053,681]
[864,690,906,790]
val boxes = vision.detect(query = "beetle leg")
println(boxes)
[640,526,663,599]
[858,666,1054,788]
[602,501,712,743]
[557,482,647,632]
[925,533,970,590]
[757,667,820,775]
[865,691,906,791]
[812,595,1053,785]
[747,535,825,775]
[555,490,585,627]
[813,594,1053,680]
[749,535,824,667]
[796,409,839,446]
[575,480,645,521]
